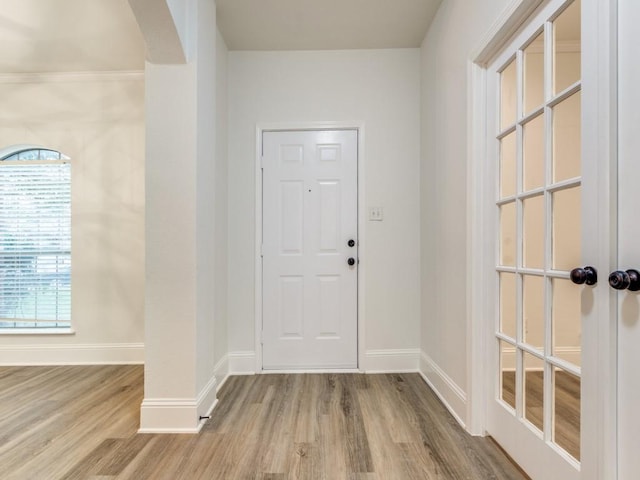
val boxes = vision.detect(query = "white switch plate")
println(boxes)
[369,207,384,221]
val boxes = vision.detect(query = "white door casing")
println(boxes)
[469,0,617,479]
[261,129,358,370]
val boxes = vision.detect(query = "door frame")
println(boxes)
[254,121,366,372]
[466,0,617,478]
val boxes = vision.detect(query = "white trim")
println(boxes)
[362,349,420,373]
[228,351,257,374]
[420,351,467,429]
[261,368,361,374]
[224,348,419,375]
[466,0,551,440]
[254,126,263,373]
[254,121,366,373]
[471,0,545,66]
[0,71,145,84]
[214,354,229,376]
[0,342,144,365]
[139,398,202,433]
[466,60,489,436]
[581,0,618,478]
[467,0,549,437]
[138,373,219,434]
[214,353,229,389]
[196,373,219,422]
[522,40,580,54]
[0,328,75,336]
[357,127,366,378]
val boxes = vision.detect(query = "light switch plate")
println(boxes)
[369,207,384,221]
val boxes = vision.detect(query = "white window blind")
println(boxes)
[0,160,71,329]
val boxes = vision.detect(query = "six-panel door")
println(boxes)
[262,130,358,369]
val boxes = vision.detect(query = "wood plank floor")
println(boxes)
[0,366,528,479]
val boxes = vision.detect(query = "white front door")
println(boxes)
[261,129,358,370]
[483,1,615,478]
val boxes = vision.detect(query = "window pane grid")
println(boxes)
[0,161,71,328]
[495,0,581,460]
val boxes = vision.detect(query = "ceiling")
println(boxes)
[0,0,442,74]
[216,0,443,51]
[0,0,146,74]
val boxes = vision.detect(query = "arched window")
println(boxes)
[0,145,71,330]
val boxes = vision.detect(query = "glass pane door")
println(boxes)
[496,0,582,464]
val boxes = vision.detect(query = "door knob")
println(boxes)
[347,257,356,266]
[348,239,356,247]
[570,266,598,286]
[608,269,640,291]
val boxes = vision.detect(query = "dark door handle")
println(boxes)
[348,239,356,247]
[570,266,598,286]
[347,257,356,266]
[608,269,640,291]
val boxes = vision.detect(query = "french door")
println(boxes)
[261,129,358,370]
[617,0,640,477]
[484,0,615,478]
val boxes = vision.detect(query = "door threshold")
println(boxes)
[260,368,361,374]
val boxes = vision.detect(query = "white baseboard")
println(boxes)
[0,342,144,365]
[228,351,257,374]
[214,354,230,392]
[197,373,219,421]
[226,349,421,374]
[362,348,420,373]
[139,372,218,434]
[420,351,467,428]
[139,398,201,434]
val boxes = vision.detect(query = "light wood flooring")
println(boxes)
[0,366,529,479]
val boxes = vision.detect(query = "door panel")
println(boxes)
[617,0,640,476]
[280,181,304,254]
[262,130,358,370]
[486,1,587,478]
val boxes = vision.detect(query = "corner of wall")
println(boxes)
[362,349,420,373]
[139,370,218,434]
[419,350,467,429]
[228,351,257,374]
[214,352,230,391]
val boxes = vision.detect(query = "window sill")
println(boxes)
[0,328,75,336]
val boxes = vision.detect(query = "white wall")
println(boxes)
[194,0,217,402]
[214,30,229,380]
[0,73,145,364]
[228,49,421,371]
[143,60,198,416]
[139,0,221,432]
[419,0,514,423]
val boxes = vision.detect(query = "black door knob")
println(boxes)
[570,266,598,286]
[347,257,356,266]
[348,239,356,247]
[609,269,640,291]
